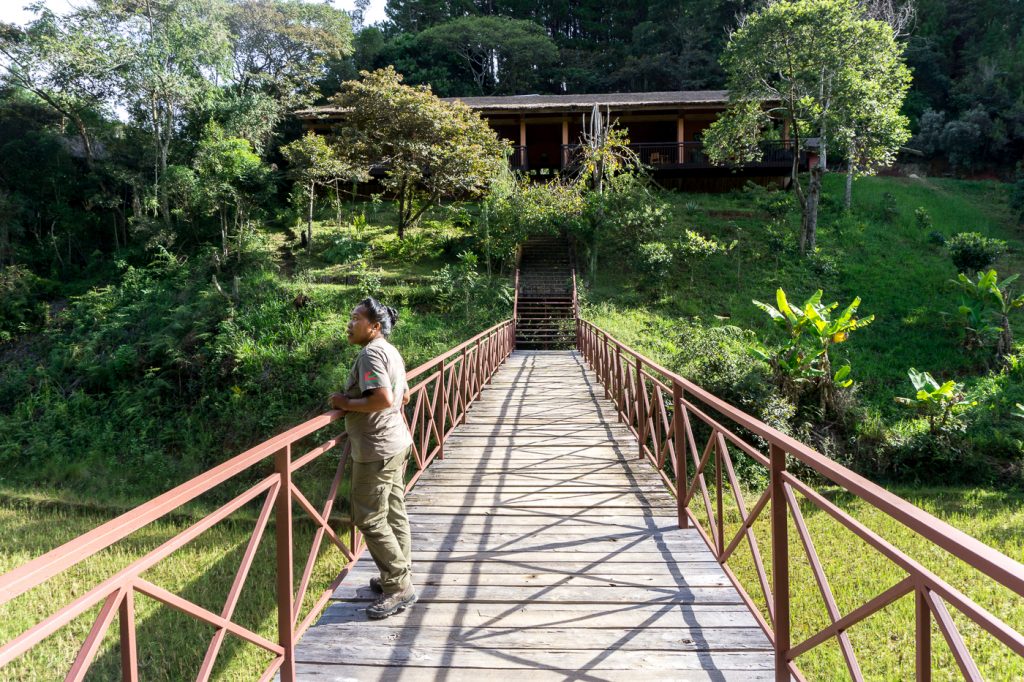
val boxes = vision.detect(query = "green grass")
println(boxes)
[585,174,1024,483]
[704,484,1024,680]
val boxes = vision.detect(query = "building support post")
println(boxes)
[677,115,686,164]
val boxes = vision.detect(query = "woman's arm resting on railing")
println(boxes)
[331,387,394,413]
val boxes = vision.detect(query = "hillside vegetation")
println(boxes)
[585,174,1024,487]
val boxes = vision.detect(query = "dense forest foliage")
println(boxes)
[354,0,1024,175]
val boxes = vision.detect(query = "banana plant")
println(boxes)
[981,272,1024,359]
[953,270,1024,359]
[752,288,873,411]
[895,368,968,434]
[953,270,1003,351]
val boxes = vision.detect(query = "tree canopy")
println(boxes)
[329,67,508,237]
[704,0,911,253]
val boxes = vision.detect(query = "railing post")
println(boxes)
[602,334,611,400]
[916,586,931,681]
[636,357,645,460]
[459,348,468,425]
[715,437,724,555]
[438,358,446,460]
[513,269,519,350]
[274,446,296,682]
[119,589,138,682]
[672,382,687,529]
[770,443,790,682]
[614,345,623,422]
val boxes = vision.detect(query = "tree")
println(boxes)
[704,0,911,254]
[572,105,640,285]
[226,0,352,109]
[193,122,269,257]
[98,0,233,225]
[281,132,359,253]
[417,16,558,95]
[0,7,127,170]
[329,67,508,238]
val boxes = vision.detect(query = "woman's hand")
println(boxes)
[329,392,349,413]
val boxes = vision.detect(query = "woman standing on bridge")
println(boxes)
[330,297,416,620]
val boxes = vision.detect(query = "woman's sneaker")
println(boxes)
[366,584,417,620]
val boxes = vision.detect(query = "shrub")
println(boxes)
[674,229,735,284]
[927,230,946,246]
[321,234,366,264]
[0,265,54,342]
[879,191,898,223]
[635,241,673,283]
[914,206,933,230]
[894,368,970,434]
[947,232,1006,274]
[1012,163,1024,225]
[430,251,482,315]
[807,248,839,277]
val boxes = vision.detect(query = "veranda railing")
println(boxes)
[0,319,514,681]
[577,318,1024,682]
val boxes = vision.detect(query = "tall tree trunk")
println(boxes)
[0,219,9,268]
[800,165,823,254]
[220,206,228,258]
[845,163,854,211]
[998,314,1014,361]
[397,179,408,240]
[306,181,315,254]
[334,180,342,225]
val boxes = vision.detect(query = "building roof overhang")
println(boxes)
[294,90,733,120]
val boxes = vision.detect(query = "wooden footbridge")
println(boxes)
[2,262,1024,680]
[293,349,773,679]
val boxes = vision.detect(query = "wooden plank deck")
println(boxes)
[293,351,774,680]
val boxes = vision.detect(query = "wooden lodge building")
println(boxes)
[296,90,806,190]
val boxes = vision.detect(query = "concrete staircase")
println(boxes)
[515,235,577,350]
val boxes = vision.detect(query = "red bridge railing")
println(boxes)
[578,318,1024,681]
[0,319,514,681]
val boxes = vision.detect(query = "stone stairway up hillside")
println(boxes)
[516,236,576,350]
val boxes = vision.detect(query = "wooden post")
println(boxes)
[119,589,138,682]
[672,383,687,528]
[438,359,446,460]
[603,335,611,400]
[677,115,686,164]
[561,116,569,169]
[614,345,624,422]
[519,116,526,147]
[916,587,931,681]
[275,446,296,682]
[770,443,790,682]
[636,357,645,460]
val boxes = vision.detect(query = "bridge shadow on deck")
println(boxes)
[291,351,772,681]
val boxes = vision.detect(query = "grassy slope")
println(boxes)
[586,174,1024,475]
